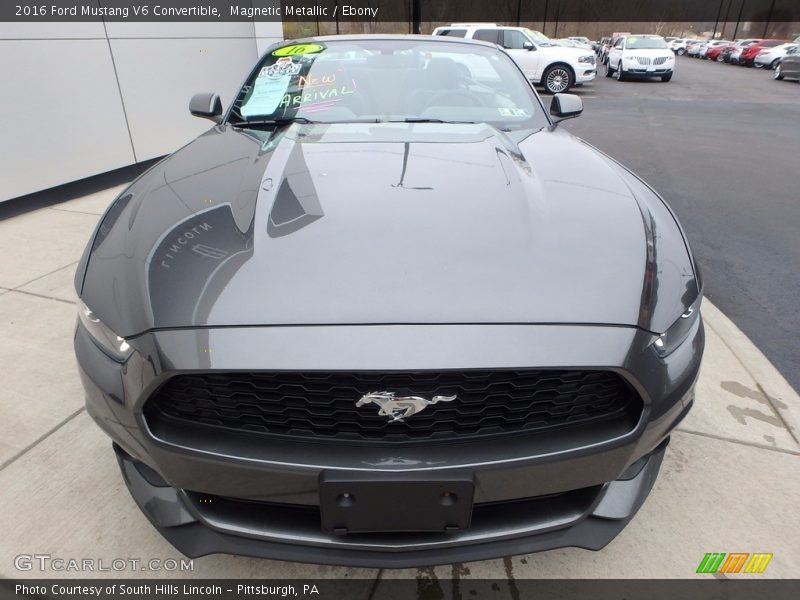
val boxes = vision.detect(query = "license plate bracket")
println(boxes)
[319,473,474,534]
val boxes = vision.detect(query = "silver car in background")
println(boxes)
[756,43,798,69]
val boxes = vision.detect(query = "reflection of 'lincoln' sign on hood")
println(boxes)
[148,205,253,328]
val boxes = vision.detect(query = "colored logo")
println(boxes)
[696,552,773,574]
[273,43,324,57]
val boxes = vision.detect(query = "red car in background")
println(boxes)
[739,39,788,66]
[707,43,732,61]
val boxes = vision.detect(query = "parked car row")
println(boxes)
[431,26,799,90]
[670,37,800,81]
[682,37,797,68]
[671,35,800,83]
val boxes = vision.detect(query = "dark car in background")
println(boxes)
[74,35,704,567]
[600,33,629,64]
[598,36,613,62]
[775,44,800,81]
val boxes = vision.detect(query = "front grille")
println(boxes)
[145,370,641,444]
[634,56,669,65]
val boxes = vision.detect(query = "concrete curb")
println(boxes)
[702,300,799,444]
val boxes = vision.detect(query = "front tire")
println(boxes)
[543,65,574,94]
[616,65,626,81]
[716,54,725,62]
[677,48,686,56]
[774,65,784,80]
[770,59,780,70]
[605,61,614,77]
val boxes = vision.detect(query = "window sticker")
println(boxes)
[240,58,301,118]
[262,56,302,78]
[272,43,324,57]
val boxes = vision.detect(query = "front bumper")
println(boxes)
[576,68,597,83]
[76,320,703,567]
[620,64,674,78]
[114,436,673,567]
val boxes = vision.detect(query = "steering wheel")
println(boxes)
[426,90,483,107]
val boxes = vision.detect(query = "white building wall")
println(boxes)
[0,21,283,202]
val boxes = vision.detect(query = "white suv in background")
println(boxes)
[606,34,675,82]
[669,39,697,55]
[432,24,597,93]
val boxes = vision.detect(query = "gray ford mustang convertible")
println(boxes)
[74,35,704,567]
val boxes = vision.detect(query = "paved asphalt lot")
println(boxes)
[564,56,800,393]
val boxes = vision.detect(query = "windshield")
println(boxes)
[229,39,547,130]
[523,29,556,47]
[626,36,668,49]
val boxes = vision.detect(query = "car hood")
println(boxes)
[622,48,673,57]
[79,122,696,337]
[541,45,592,58]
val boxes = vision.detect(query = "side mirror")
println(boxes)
[523,41,536,51]
[549,93,583,122]
[189,93,223,123]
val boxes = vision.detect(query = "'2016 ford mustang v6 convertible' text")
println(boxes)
[74,35,704,567]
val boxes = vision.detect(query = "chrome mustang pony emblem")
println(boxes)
[356,391,457,423]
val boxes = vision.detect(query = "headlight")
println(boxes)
[578,55,594,63]
[77,301,133,361]
[652,296,702,357]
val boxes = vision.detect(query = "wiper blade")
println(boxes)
[230,117,384,128]
[390,118,477,124]
[229,117,318,128]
